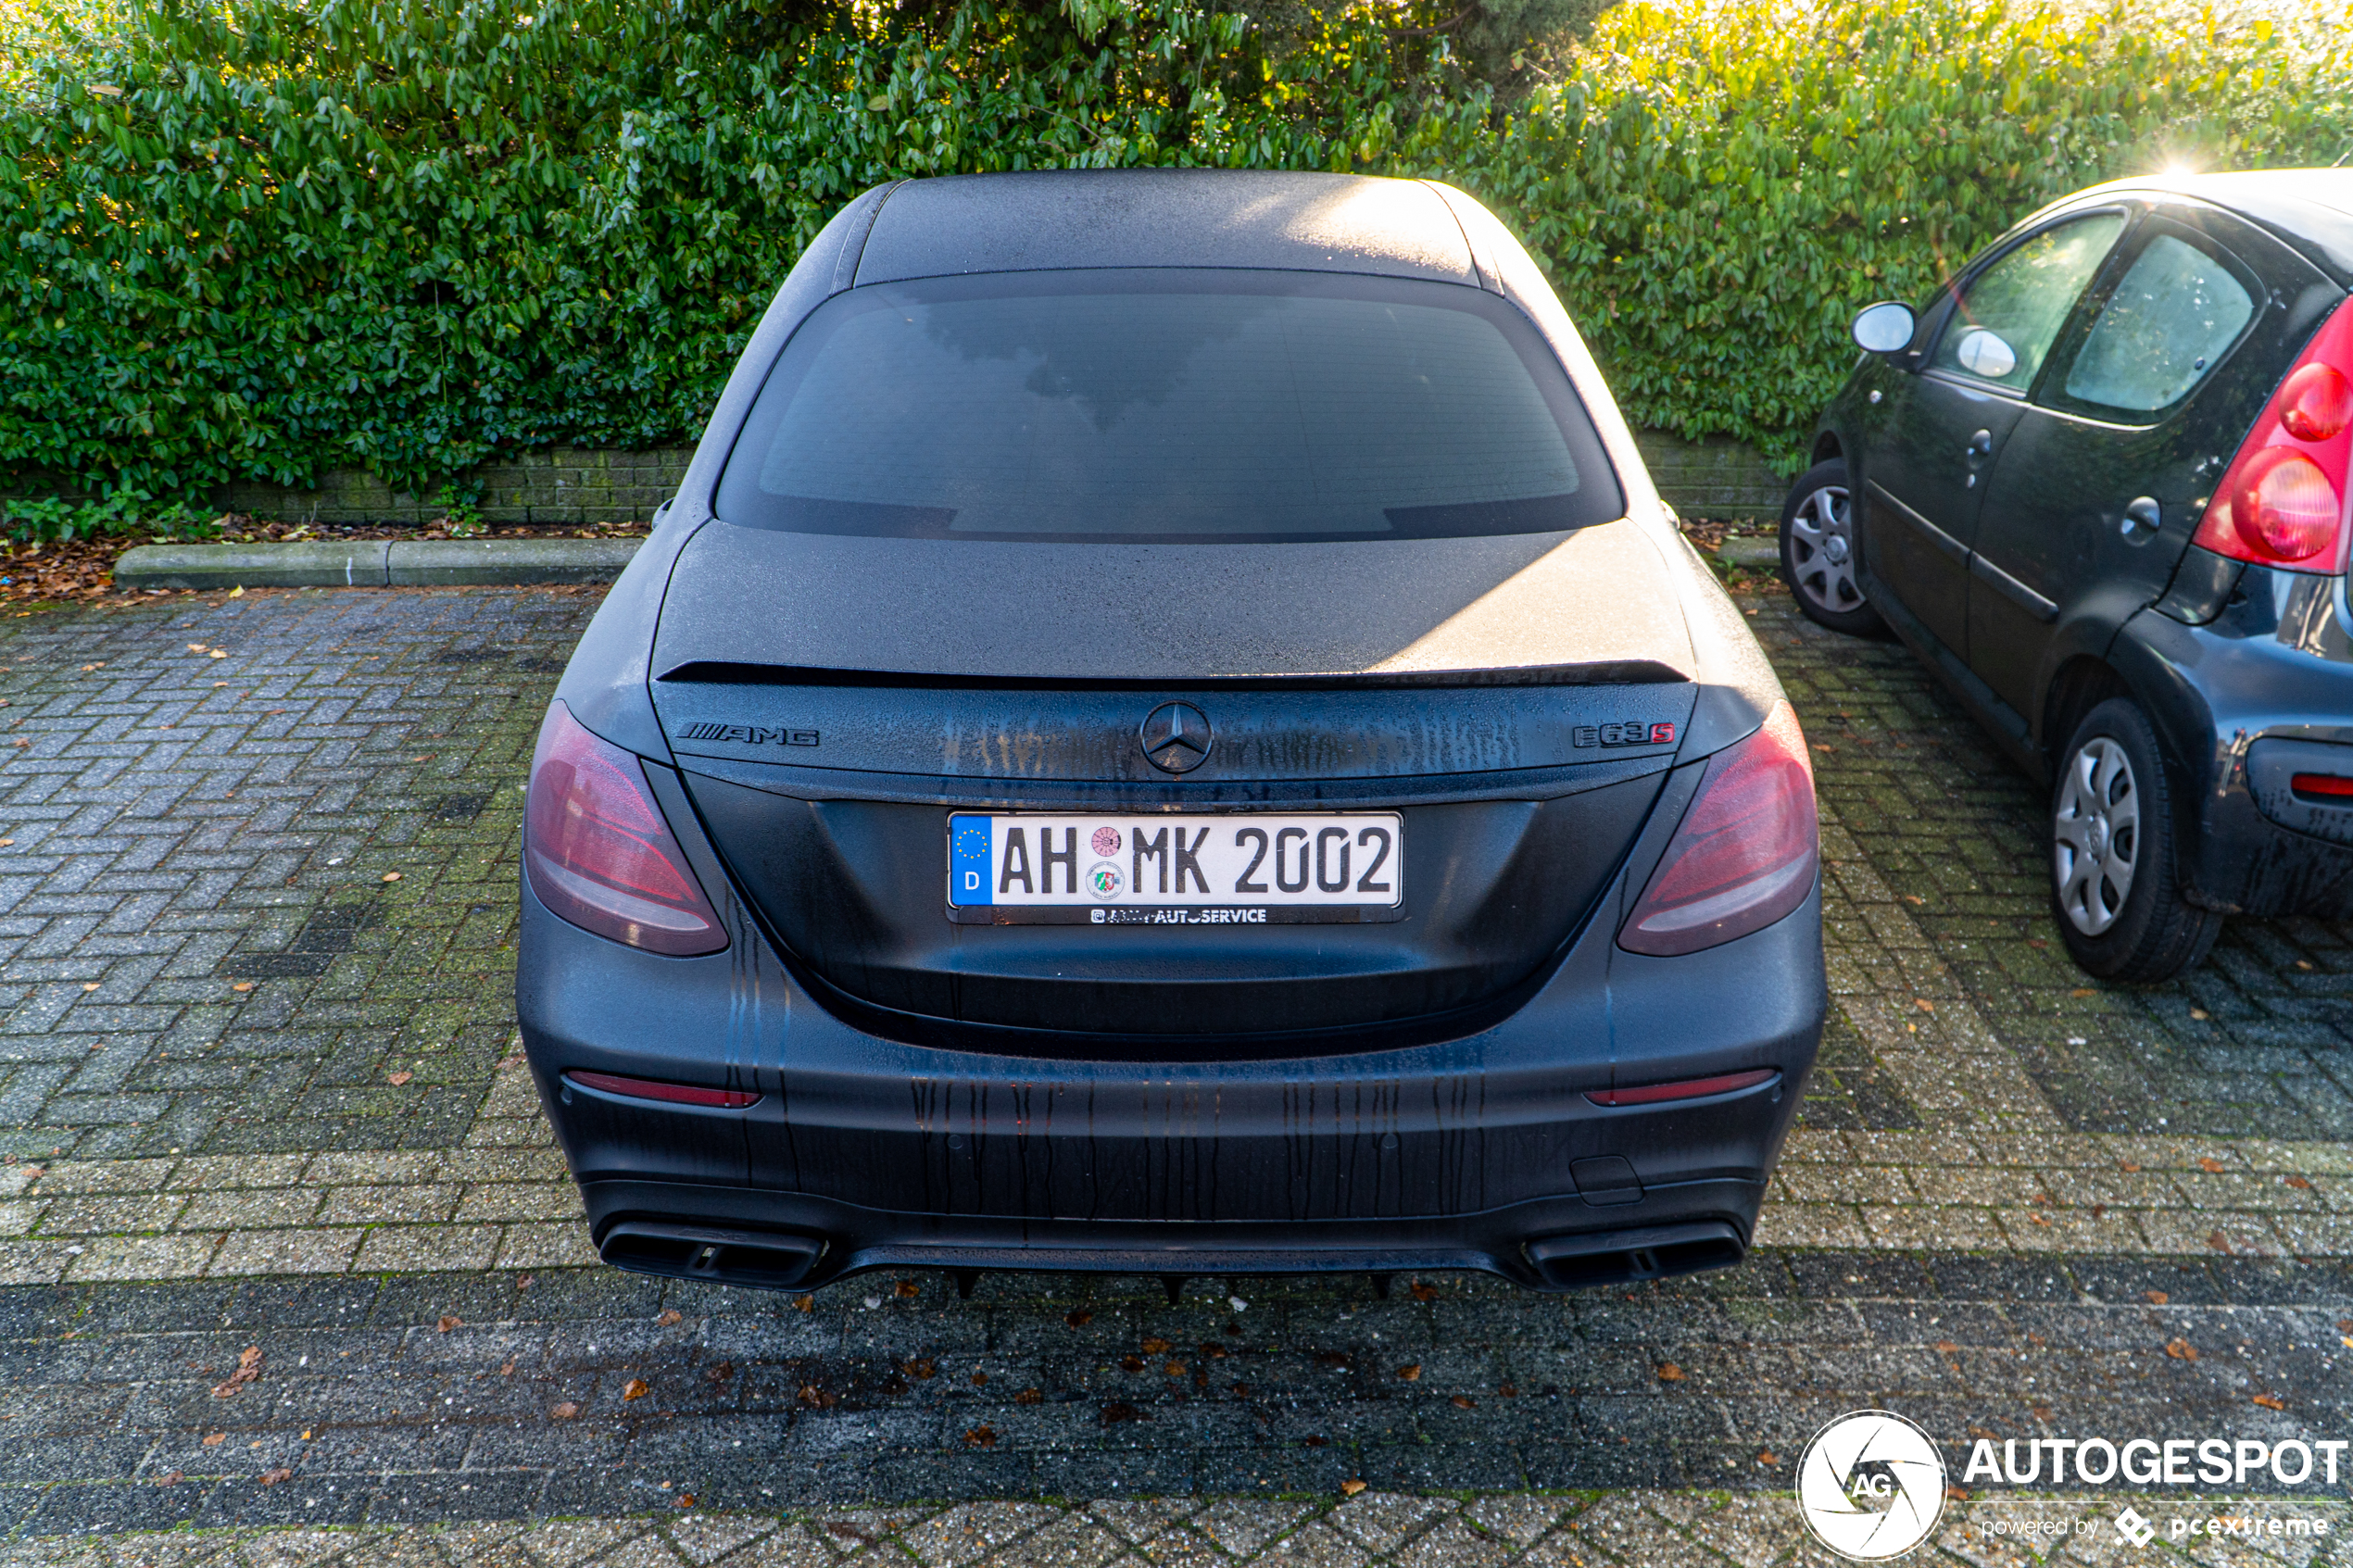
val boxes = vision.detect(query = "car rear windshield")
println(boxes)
[715,270,1623,543]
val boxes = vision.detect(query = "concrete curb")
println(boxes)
[114,537,642,590]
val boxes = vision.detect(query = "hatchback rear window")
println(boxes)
[715,270,1623,542]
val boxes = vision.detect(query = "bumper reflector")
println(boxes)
[564,1070,760,1109]
[2292,772,2353,802]
[1586,1068,1776,1108]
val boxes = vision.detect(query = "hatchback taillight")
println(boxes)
[1618,701,1818,957]
[2194,300,2353,571]
[525,702,726,955]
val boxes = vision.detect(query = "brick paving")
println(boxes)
[0,581,2347,1562]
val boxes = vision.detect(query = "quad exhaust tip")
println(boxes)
[600,1221,827,1289]
[1523,1220,1744,1290]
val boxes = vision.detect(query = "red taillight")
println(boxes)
[565,1070,759,1109]
[1618,700,1818,957]
[1586,1068,1777,1107]
[2280,362,2352,442]
[2230,447,2337,562]
[2293,772,2353,802]
[2194,301,2353,572]
[525,701,726,955]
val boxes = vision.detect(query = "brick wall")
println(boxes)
[1632,432,1789,521]
[7,433,1787,524]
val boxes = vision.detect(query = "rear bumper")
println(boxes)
[2114,602,2353,918]
[516,839,1825,1293]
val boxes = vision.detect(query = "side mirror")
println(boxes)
[1851,301,1918,356]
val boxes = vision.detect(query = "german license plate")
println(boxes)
[948,813,1403,925]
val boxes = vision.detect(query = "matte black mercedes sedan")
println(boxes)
[518,170,1825,1296]
[1784,170,2353,984]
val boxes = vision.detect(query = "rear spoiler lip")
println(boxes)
[655,659,1692,692]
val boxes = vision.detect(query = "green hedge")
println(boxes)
[5,0,2348,506]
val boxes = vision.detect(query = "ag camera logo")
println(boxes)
[1796,1410,1947,1560]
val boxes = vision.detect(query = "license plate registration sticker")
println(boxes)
[948,813,1403,925]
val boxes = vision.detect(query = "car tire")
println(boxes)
[1779,459,1884,636]
[2049,697,2222,984]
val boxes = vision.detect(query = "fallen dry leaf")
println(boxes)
[1395,1364,1422,1382]
[436,1315,460,1333]
[963,1424,998,1448]
[623,1378,649,1401]
[2145,1290,2170,1305]
[1913,997,1933,1012]
[1934,1340,1959,1355]
[386,1071,412,1086]
[2197,1157,2226,1173]
[1340,1479,1366,1497]
[1409,1280,1438,1301]
[1119,1355,1144,1373]
[793,1295,813,1312]
[1452,1395,1477,1410]
[895,1279,920,1298]
[1756,1451,1777,1466]
[2286,1175,2313,1190]
[2208,1231,2232,1253]
[208,649,226,659]
[81,982,98,992]
[258,1467,292,1486]
[2189,1008,2210,1021]
[210,1346,263,1398]
[382,872,401,883]
[2120,1160,2143,1173]
[157,1470,183,1486]
[674,1494,696,1510]
[1101,1402,1145,1424]
[904,1358,937,1380]
[1163,1361,1185,1377]
[1066,1309,1094,1328]
[1015,1386,1043,1405]
[656,1309,682,1326]
[2071,987,2096,997]
[550,1402,580,1420]
[1656,1362,1686,1382]
[201,1433,226,1447]
[1141,1336,1171,1354]
[231,982,252,993]
[973,1371,990,1386]
[2254,1394,2285,1411]
[2165,1338,2198,1361]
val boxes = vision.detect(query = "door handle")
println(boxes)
[2120,496,2161,544]
[1966,429,1994,458]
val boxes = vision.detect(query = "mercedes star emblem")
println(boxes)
[1139,702,1213,773]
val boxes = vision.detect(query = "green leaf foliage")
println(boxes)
[5,0,2347,496]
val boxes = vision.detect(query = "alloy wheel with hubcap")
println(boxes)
[2053,735,2137,935]
[1777,459,1883,636]
[2048,698,2221,983]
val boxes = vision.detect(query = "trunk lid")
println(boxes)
[653,521,1696,1052]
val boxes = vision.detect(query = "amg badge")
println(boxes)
[676,722,820,747]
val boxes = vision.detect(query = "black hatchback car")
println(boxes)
[518,169,1825,1296]
[1784,170,2353,983]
